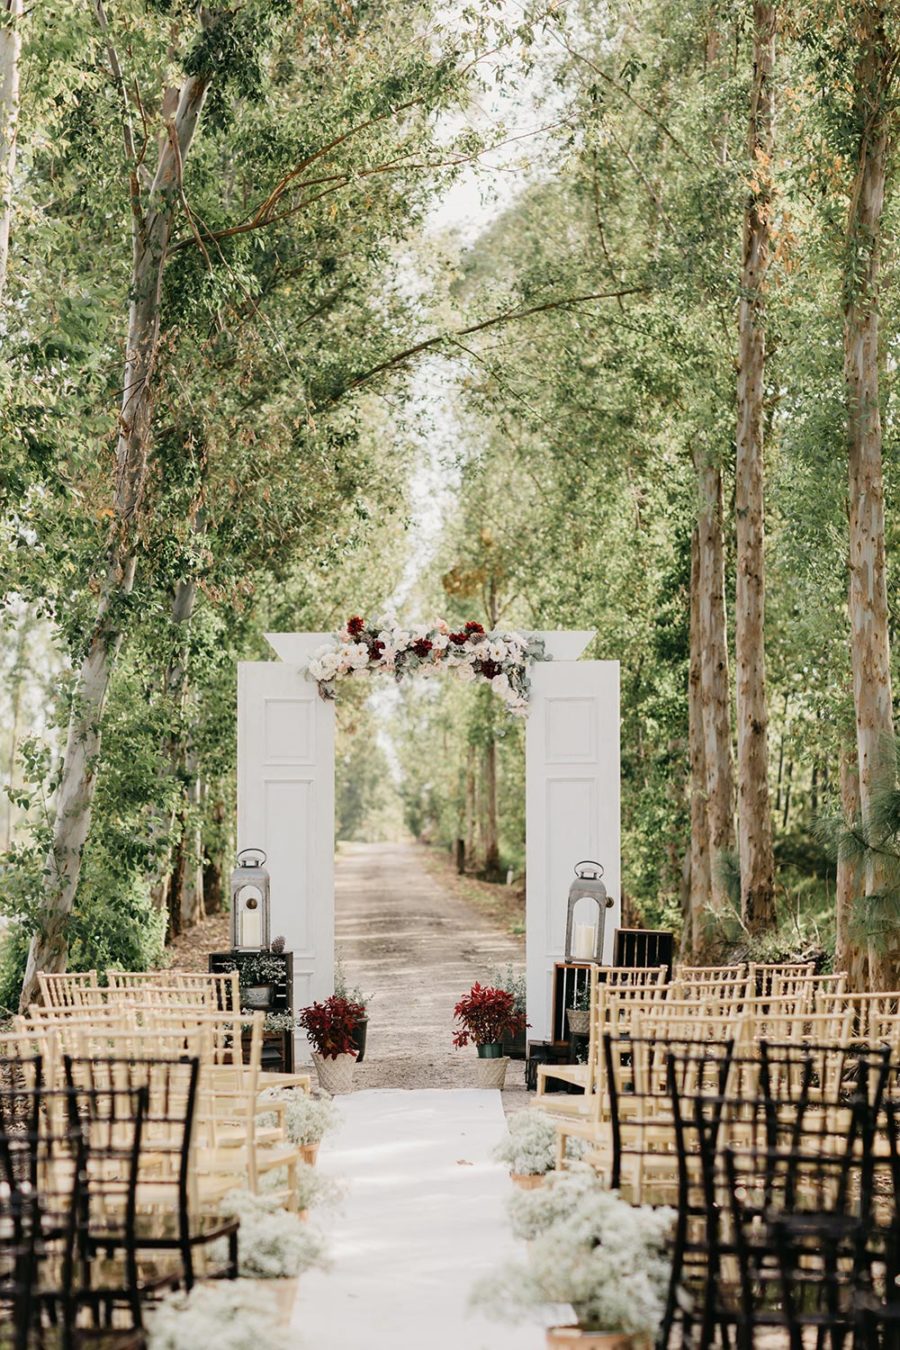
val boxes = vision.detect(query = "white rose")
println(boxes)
[457,664,475,683]
[488,640,507,662]
[348,642,370,669]
[432,633,449,651]
[380,647,397,667]
[491,673,511,694]
[394,630,411,649]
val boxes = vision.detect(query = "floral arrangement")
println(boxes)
[261,1088,339,1145]
[215,1190,328,1278]
[334,955,373,1012]
[485,963,527,1017]
[492,1110,584,1177]
[452,982,527,1049]
[221,951,286,987]
[298,994,365,1058]
[148,1280,293,1350]
[258,1159,340,1213]
[306,612,548,717]
[472,1169,674,1336]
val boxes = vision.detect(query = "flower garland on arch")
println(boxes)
[306,613,549,717]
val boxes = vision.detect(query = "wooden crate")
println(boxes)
[613,928,675,980]
[209,950,295,1073]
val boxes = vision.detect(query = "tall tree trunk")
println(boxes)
[687,526,712,958]
[464,744,476,871]
[694,454,736,915]
[177,759,204,932]
[0,0,22,304]
[149,575,199,910]
[735,0,776,935]
[482,739,500,879]
[835,746,864,987]
[20,68,211,1010]
[842,4,897,990]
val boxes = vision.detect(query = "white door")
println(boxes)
[237,660,335,1054]
[525,660,621,1041]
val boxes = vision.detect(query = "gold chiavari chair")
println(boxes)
[36,969,100,1008]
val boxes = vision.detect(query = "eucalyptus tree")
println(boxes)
[734,0,776,933]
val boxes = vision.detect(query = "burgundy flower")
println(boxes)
[347,615,365,636]
[412,638,433,658]
[448,632,468,646]
[371,639,386,655]
[477,658,500,680]
[464,621,485,635]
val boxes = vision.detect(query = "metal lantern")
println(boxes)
[564,860,614,964]
[231,848,270,951]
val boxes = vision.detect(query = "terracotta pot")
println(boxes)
[269,1276,298,1324]
[566,1008,591,1036]
[475,1054,509,1089]
[312,1051,355,1095]
[300,1141,320,1166]
[511,1171,545,1189]
[546,1329,633,1350]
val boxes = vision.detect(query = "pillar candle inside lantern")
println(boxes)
[241,903,262,948]
[573,922,596,959]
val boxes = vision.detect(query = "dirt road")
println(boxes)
[336,841,527,1097]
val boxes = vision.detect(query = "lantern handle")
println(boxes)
[574,860,604,878]
[237,847,268,867]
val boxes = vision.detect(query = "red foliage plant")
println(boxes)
[298,995,365,1059]
[452,983,527,1049]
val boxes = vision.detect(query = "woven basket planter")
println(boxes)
[566,1008,591,1036]
[312,1051,355,1095]
[300,1141,320,1167]
[511,1171,546,1190]
[475,1055,509,1089]
[546,1330,634,1350]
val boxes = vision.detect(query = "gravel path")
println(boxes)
[336,841,528,1108]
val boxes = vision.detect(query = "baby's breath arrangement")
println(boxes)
[473,1170,674,1336]
[148,1280,293,1350]
[218,1190,329,1279]
[261,1088,339,1145]
[493,1110,584,1177]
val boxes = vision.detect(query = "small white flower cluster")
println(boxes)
[306,611,548,717]
[260,1087,339,1145]
[493,1108,584,1176]
[471,1166,675,1337]
[148,1280,293,1350]
[218,1188,331,1278]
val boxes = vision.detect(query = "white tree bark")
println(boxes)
[20,70,211,1009]
[842,4,896,990]
[735,0,776,935]
[0,0,23,303]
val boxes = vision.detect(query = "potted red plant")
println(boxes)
[298,994,365,1094]
[453,983,527,1089]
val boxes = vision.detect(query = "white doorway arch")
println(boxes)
[237,631,620,1055]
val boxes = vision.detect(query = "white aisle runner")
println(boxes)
[292,1089,549,1350]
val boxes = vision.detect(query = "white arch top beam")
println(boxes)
[264,630,597,664]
